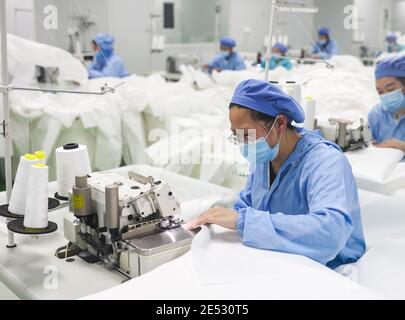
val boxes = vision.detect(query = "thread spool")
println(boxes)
[283,81,302,105]
[56,143,91,198]
[303,96,316,131]
[23,163,49,231]
[34,150,46,164]
[8,154,39,215]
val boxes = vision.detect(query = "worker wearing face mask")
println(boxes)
[368,56,405,152]
[261,43,292,71]
[205,37,246,73]
[312,27,338,60]
[385,34,404,54]
[186,79,366,269]
[88,33,129,79]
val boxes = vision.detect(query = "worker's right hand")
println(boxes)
[183,206,238,231]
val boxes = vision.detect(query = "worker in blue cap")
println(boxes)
[260,43,293,71]
[312,27,338,59]
[186,79,365,269]
[205,36,246,73]
[88,33,129,79]
[368,56,405,152]
[385,34,404,53]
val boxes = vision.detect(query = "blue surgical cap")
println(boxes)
[94,33,115,51]
[386,34,397,43]
[272,43,288,54]
[375,56,405,79]
[230,79,305,124]
[318,27,330,37]
[220,37,236,48]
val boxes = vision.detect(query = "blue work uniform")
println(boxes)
[208,52,246,72]
[88,53,129,79]
[312,39,338,60]
[368,103,405,143]
[261,56,293,70]
[234,131,366,269]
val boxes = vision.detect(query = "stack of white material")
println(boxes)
[345,146,405,194]
[83,225,381,300]
[338,238,405,299]
[6,34,88,85]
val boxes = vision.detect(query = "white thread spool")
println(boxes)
[283,81,302,105]
[303,96,316,131]
[56,143,91,198]
[8,154,39,215]
[24,163,49,230]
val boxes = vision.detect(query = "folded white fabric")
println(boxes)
[350,238,405,299]
[345,146,405,193]
[83,224,381,300]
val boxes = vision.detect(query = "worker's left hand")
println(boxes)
[374,139,405,152]
[183,206,238,231]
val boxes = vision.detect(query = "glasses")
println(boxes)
[227,119,275,145]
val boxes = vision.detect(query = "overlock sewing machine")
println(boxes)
[317,117,372,152]
[57,171,194,278]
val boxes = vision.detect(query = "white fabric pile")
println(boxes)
[5,34,88,85]
[84,224,381,300]
[345,146,405,194]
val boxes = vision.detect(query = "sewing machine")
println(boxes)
[317,117,372,152]
[58,171,194,278]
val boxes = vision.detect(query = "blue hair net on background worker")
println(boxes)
[312,27,338,60]
[186,79,365,269]
[88,33,129,79]
[260,43,292,71]
[206,36,246,73]
[368,56,405,152]
[385,34,404,53]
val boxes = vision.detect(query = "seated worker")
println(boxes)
[88,33,129,79]
[312,27,338,60]
[385,34,404,54]
[261,43,292,71]
[205,37,246,73]
[368,56,405,152]
[186,79,366,269]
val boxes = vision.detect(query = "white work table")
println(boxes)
[0,164,404,299]
[0,165,236,300]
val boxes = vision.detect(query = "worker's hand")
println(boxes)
[373,139,405,152]
[183,206,238,231]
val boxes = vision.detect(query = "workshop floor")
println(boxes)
[0,281,18,300]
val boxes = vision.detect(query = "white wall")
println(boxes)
[33,0,109,52]
[393,0,405,33]
[314,0,356,55]
[107,0,152,75]
[11,0,400,75]
[227,0,317,53]
[5,0,35,40]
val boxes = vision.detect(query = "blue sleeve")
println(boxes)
[281,58,293,70]
[269,57,277,70]
[312,43,320,54]
[233,56,246,71]
[236,153,356,265]
[368,107,380,142]
[327,41,338,56]
[88,57,128,78]
[208,55,222,70]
